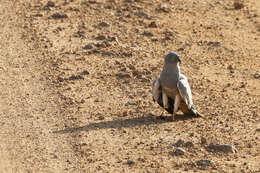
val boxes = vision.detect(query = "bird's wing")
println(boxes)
[152,78,161,102]
[152,78,175,114]
[177,74,193,109]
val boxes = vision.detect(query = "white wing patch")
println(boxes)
[152,78,161,102]
[177,74,193,109]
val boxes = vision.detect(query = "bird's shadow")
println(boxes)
[53,114,199,134]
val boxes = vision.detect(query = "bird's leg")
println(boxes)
[162,91,168,109]
[173,94,181,121]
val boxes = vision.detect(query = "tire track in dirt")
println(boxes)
[30,0,259,172]
[1,0,259,172]
[0,1,83,172]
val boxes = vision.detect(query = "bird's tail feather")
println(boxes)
[191,105,206,119]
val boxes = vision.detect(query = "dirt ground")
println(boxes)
[0,0,259,172]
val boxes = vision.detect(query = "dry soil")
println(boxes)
[0,0,259,172]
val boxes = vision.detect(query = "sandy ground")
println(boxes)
[0,0,259,172]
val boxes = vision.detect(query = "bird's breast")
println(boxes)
[162,86,178,99]
[159,64,180,98]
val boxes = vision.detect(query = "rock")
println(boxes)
[125,101,136,106]
[95,35,106,40]
[108,36,117,42]
[83,44,93,50]
[175,139,185,147]
[57,76,64,82]
[234,0,244,9]
[253,73,260,79]
[177,47,184,51]
[240,82,246,88]
[143,69,151,75]
[137,157,145,162]
[196,159,214,166]
[51,12,68,19]
[207,41,221,47]
[184,141,194,148]
[143,31,153,37]
[227,64,234,70]
[164,128,172,132]
[128,64,136,70]
[116,72,131,79]
[74,31,85,38]
[80,70,89,76]
[148,21,157,28]
[227,64,235,73]
[95,42,106,48]
[169,148,184,156]
[122,111,128,117]
[206,143,237,153]
[94,99,104,103]
[151,38,158,42]
[91,49,99,54]
[114,60,121,65]
[171,147,186,156]
[256,128,260,132]
[43,1,55,10]
[68,7,79,12]
[201,137,207,144]
[97,22,110,28]
[34,13,43,17]
[88,0,97,4]
[140,78,150,83]
[156,3,170,13]
[122,52,132,57]
[43,6,50,11]
[65,74,84,81]
[132,70,141,77]
[98,116,104,120]
[79,24,86,29]
[174,139,194,148]
[101,51,115,56]
[46,1,55,7]
[126,160,135,166]
[135,12,148,18]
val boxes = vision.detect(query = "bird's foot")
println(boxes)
[163,103,169,109]
[172,113,176,121]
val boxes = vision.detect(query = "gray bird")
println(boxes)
[152,52,203,120]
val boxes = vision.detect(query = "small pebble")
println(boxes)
[126,160,135,166]
[196,159,214,166]
[201,137,207,144]
[253,73,260,79]
[171,147,186,156]
[149,21,157,28]
[97,22,110,28]
[83,44,93,50]
[51,12,68,19]
[234,0,244,9]
[207,143,237,153]
[175,139,185,147]
[143,31,153,37]
[116,72,131,79]
[46,1,55,7]
[98,116,104,120]
[95,35,106,40]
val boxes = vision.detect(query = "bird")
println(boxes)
[152,52,204,120]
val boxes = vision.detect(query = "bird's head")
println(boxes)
[164,52,181,65]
